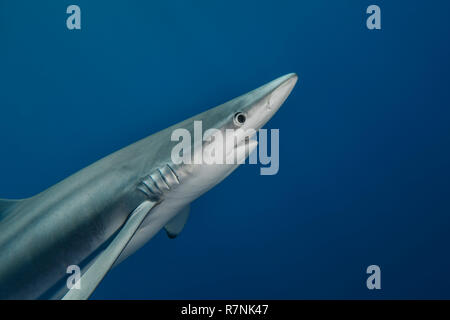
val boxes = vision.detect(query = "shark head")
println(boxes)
[221,72,298,134]
[161,73,298,201]
[135,73,298,204]
[121,73,298,261]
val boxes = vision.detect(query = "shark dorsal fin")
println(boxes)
[164,205,190,239]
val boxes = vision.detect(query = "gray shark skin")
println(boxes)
[0,73,298,299]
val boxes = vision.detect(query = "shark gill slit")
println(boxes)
[157,168,170,190]
[137,164,181,200]
[166,164,180,184]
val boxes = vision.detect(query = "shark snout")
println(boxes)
[243,73,298,130]
[268,73,298,112]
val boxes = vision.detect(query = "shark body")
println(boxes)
[0,73,297,299]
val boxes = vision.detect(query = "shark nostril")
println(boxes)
[233,112,247,126]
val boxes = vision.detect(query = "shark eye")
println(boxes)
[233,112,247,126]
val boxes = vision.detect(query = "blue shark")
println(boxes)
[0,73,298,299]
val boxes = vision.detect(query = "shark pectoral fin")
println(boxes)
[62,200,157,300]
[164,205,190,239]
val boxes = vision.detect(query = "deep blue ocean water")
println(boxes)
[1,1,450,299]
